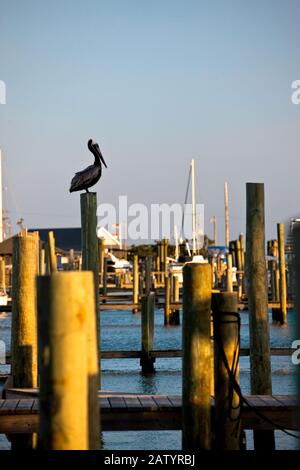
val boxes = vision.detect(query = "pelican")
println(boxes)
[69,139,107,193]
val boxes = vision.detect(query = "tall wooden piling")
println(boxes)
[212,292,241,450]
[172,275,180,324]
[39,248,45,275]
[102,257,108,297]
[140,293,155,373]
[132,255,139,313]
[164,274,171,325]
[47,231,57,273]
[145,256,152,295]
[10,231,39,449]
[81,193,100,334]
[99,237,105,283]
[0,256,6,291]
[236,239,243,300]
[37,272,99,450]
[246,182,274,450]
[182,262,212,450]
[239,233,246,296]
[226,254,233,293]
[11,231,39,388]
[277,223,287,324]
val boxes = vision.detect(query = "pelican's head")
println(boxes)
[87,138,107,168]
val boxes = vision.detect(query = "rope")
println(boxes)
[213,311,300,441]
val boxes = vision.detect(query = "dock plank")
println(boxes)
[0,394,298,434]
[152,395,173,410]
[0,399,19,414]
[124,396,143,411]
[108,396,127,410]
[137,396,158,411]
[16,399,34,414]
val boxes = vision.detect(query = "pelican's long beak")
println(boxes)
[94,145,107,168]
[100,153,107,168]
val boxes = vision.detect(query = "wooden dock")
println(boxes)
[0,300,295,312]
[0,392,299,434]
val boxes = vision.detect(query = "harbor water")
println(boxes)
[0,308,299,450]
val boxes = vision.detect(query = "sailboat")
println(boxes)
[0,150,8,306]
[168,159,207,281]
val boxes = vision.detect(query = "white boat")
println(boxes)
[106,252,132,273]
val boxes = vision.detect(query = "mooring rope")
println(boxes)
[213,311,300,441]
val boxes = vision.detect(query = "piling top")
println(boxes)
[212,292,238,313]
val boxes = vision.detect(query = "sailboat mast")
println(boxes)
[191,159,196,255]
[224,181,229,247]
[0,151,3,243]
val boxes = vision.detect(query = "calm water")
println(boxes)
[0,308,299,450]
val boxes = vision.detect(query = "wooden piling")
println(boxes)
[11,231,39,388]
[212,292,241,450]
[0,256,6,291]
[132,255,139,313]
[226,254,233,293]
[164,274,171,325]
[81,192,100,332]
[102,257,108,297]
[10,232,39,449]
[277,223,287,324]
[145,256,152,295]
[182,262,212,450]
[99,238,105,284]
[47,231,57,273]
[39,248,45,275]
[37,272,98,450]
[236,239,243,300]
[140,293,155,373]
[246,182,274,450]
[172,275,180,325]
[209,256,215,288]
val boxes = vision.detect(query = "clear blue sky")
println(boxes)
[0,0,299,243]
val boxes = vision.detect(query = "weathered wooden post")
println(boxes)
[39,248,45,275]
[10,231,39,449]
[102,257,108,298]
[37,272,99,450]
[212,292,241,450]
[132,255,139,313]
[81,193,100,332]
[226,254,233,293]
[164,274,171,325]
[99,237,105,284]
[246,182,274,450]
[239,233,245,296]
[277,223,287,324]
[164,239,169,274]
[182,262,212,450]
[172,274,180,325]
[0,256,6,292]
[47,231,57,272]
[11,231,39,388]
[140,293,155,373]
[229,241,236,268]
[145,256,152,295]
[236,239,243,300]
[68,248,75,271]
[209,256,215,288]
